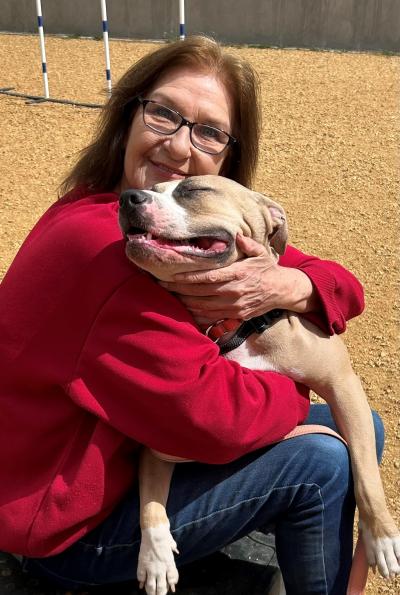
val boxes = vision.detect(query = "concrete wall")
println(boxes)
[0,0,399,53]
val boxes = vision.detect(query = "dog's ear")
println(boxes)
[255,192,288,255]
[268,204,288,255]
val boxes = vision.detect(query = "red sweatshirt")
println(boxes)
[0,188,364,557]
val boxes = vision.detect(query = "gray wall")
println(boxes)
[0,0,399,53]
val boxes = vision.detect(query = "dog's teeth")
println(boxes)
[146,233,152,240]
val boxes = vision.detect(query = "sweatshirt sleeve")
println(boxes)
[279,245,365,335]
[67,271,310,464]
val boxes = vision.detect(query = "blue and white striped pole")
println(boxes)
[35,0,49,98]
[100,0,112,95]
[179,0,185,40]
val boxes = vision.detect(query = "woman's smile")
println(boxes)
[148,159,189,180]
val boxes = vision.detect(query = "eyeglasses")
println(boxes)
[137,96,237,155]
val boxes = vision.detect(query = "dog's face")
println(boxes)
[119,175,288,281]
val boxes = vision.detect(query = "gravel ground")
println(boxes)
[0,34,399,594]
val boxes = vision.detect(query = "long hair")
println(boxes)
[60,36,261,195]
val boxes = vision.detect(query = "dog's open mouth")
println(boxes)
[126,227,231,257]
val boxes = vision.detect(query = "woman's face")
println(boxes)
[119,67,235,192]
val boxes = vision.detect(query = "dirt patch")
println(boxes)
[0,34,399,594]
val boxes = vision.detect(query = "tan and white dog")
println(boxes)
[119,175,400,595]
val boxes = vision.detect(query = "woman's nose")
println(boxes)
[165,126,192,159]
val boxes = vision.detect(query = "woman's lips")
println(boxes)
[150,160,189,179]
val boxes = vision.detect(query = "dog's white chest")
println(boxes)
[224,341,277,371]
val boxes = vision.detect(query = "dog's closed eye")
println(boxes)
[174,184,214,199]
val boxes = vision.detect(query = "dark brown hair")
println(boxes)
[60,36,261,194]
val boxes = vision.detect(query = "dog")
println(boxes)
[119,175,400,595]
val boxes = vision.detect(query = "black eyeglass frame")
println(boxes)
[136,96,237,155]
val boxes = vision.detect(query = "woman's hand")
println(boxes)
[159,234,320,326]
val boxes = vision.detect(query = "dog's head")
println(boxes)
[119,175,288,281]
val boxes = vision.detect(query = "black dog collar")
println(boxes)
[206,309,284,355]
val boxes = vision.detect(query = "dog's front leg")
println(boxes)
[319,368,400,579]
[138,448,179,595]
[246,318,400,579]
[300,333,400,579]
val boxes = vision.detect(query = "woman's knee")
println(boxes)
[306,404,385,462]
[299,409,385,490]
[298,434,351,492]
[371,409,385,462]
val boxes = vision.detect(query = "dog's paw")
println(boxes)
[137,523,179,595]
[359,519,400,579]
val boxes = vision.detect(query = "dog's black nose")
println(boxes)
[119,189,151,209]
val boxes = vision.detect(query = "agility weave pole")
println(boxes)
[2,0,112,107]
[1,1,190,109]
[179,0,186,40]
[35,0,49,98]
[100,0,112,95]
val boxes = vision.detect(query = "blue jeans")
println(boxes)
[23,405,384,594]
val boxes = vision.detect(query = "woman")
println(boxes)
[0,36,383,594]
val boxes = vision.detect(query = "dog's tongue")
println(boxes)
[143,233,228,253]
[196,237,227,252]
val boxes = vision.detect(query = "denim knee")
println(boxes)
[306,404,385,464]
[300,409,385,491]
[297,433,351,494]
[371,409,385,462]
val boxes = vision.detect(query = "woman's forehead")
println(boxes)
[148,67,234,126]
